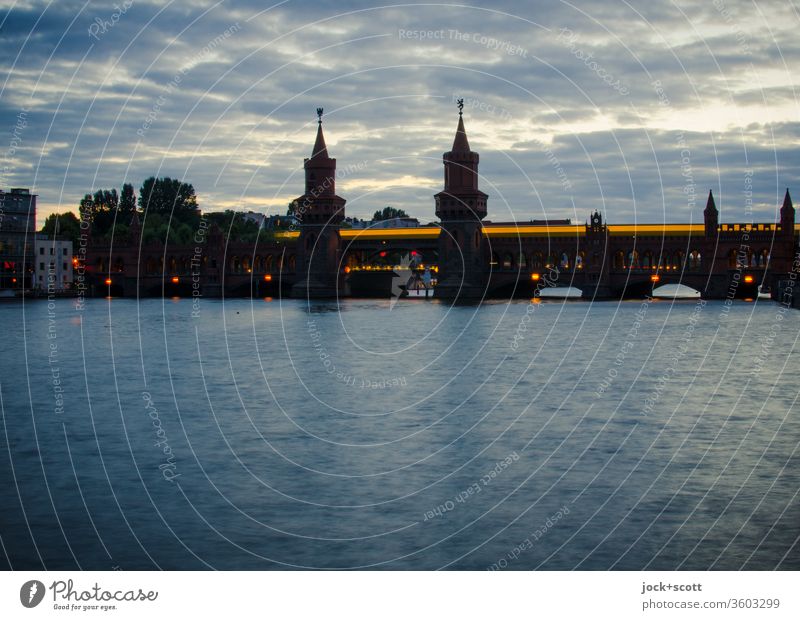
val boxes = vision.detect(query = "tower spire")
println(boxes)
[704,189,718,237]
[451,99,471,152]
[780,188,794,235]
[781,188,793,213]
[704,189,717,213]
[311,107,328,159]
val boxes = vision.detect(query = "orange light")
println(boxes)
[263,274,272,281]
[531,273,540,281]
[343,266,351,274]
[171,276,180,284]
[11,277,17,284]
[105,278,112,285]
[744,275,754,284]
[650,275,660,283]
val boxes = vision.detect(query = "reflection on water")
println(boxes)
[0,297,798,569]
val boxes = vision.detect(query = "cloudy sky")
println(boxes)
[2,0,798,227]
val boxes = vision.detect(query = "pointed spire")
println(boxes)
[705,189,717,212]
[782,188,793,212]
[311,121,329,159]
[451,113,471,152]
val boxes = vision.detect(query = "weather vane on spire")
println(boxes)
[457,98,464,115]
[316,107,323,123]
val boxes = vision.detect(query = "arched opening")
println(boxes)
[531,252,543,268]
[502,253,514,270]
[265,255,274,272]
[518,253,527,269]
[613,251,625,269]
[688,250,702,270]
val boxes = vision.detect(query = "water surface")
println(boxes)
[1,296,798,569]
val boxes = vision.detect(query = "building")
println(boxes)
[0,187,36,291]
[82,105,800,301]
[34,234,73,292]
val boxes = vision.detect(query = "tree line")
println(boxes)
[42,177,201,246]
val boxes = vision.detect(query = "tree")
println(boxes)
[372,206,408,221]
[120,183,136,215]
[77,188,119,236]
[40,212,81,246]
[138,177,198,222]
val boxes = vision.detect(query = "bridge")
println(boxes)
[85,107,800,303]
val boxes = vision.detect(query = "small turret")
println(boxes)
[780,188,794,235]
[704,190,718,237]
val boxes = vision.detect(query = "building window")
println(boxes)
[39,247,44,255]
[63,262,67,270]
[49,247,54,255]
[39,262,44,270]
[63,248,67,255]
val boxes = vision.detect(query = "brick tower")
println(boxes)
[291,108,346,299]
[434,101,488,299]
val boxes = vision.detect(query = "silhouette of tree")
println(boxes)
[372,206,408,221]
[138,177,198,222]
[77,188,119,236]
[40,212,81,246]
[120,183,136,215]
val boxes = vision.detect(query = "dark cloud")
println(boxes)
[1,0,797,226]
